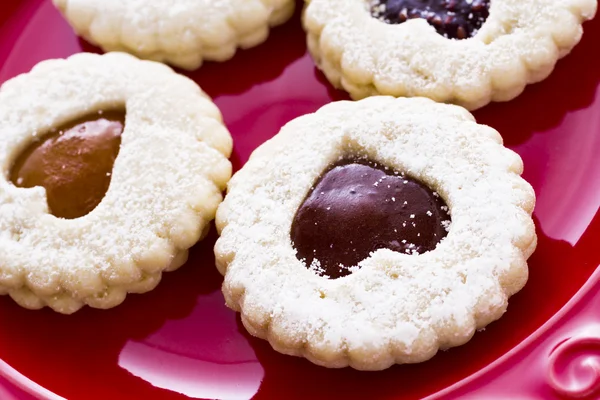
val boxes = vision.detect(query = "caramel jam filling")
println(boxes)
[10,110,125,219]
[291,158,451,279]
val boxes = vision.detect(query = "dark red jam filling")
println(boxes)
[291,158,451,279]
[371,0,490,39]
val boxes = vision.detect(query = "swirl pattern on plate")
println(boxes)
[548,334,600,398]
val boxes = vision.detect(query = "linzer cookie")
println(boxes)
[52,0,296,70]
[0,52,232,314]
[214,96,536,370]
[303,0,597,109]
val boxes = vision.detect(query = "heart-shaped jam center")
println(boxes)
[291,159,451,279]
[371,0,490,39]
[10,110,125,219]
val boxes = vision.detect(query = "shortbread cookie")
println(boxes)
[0,52,232,314]
[52,0,296,71]
[303,0,597,110]
[214,96,536,370]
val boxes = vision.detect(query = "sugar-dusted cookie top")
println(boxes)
[53,0,296,70]
[303,0,597,109]
[215,96,536,370]
[0,52,232,314]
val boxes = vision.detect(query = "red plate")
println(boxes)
[1,1,599,399]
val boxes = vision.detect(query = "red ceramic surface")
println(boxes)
[0,1,599,399]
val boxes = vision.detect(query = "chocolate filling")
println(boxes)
[291,158,451,279]
[370,0,490,40]
[10,110,125,219]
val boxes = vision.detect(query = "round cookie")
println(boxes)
[214,96,536,370]
[0,52,232,314]
[303,0,597,110]
[52,0,296,70]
